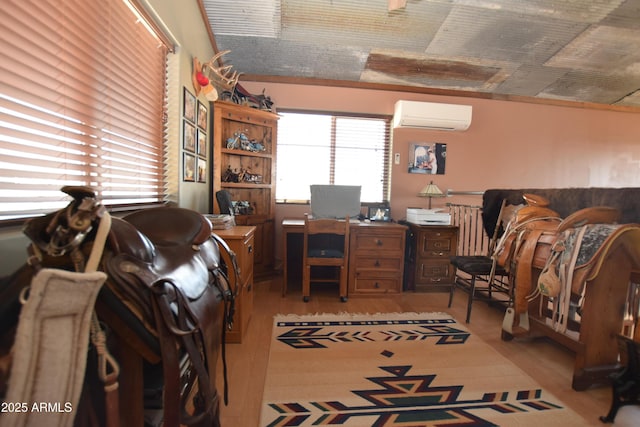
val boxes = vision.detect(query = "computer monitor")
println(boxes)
[310,185,362,219]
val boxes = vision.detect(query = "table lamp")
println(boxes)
[418,180,445,209]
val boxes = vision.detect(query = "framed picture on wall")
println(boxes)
[183,87,196,123]
[183,153,196,182]
[197,129,207,157]
[183,120,196,152]
[197,158,207,183]
[197,101,207,131]
[408,142,447,175]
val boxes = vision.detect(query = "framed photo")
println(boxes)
[183,120,196,152]
[183,87,196,123]
[368,206,391,221]
[197,158,207,183]
[408,142,447,175]
[197,129,207,157]
[183,153,196,182]
[197,101,208,131]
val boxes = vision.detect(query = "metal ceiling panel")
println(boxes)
[546,25,640,72]
[426,6,588,63]
[214,35,368,80]
[201,0,640,107]
[279,0,450,52]
[203,0,280,38]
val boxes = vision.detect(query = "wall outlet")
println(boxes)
[394,153,400,165]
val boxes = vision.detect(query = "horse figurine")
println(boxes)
[0,186,240,427]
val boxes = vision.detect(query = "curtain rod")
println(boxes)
[446,190,484,196]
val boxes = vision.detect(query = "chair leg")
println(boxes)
[465,275,477,323]
[599,385,622,423]
[339,265,348,302]
[302,265,310,302]
[448,279,455,308]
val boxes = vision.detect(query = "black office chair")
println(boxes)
[216,190,234,215]
[449,199,510,323]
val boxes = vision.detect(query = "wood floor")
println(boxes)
[216,277,639,426]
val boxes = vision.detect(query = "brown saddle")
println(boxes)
[493,205,561,272]
[504,205,626,335]
[104,208,227,328]
[20,186,238,427]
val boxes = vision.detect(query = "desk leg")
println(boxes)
[282,229,288,297]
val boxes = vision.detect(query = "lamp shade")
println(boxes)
[418,181,444,198]
[418,181,445,208]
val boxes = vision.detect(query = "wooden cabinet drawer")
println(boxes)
[352,256,403,271]
[347,223,407,296]
[352,276,402,294]
[234,234,254,284]
[408,224,459,291]
[214,226,255,343]
[416,260,455,283]
[352,232,404,252]
[418,230,456,257]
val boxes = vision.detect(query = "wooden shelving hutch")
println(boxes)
[212,101,279,277]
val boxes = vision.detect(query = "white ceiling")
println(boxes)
[202,0,640,107]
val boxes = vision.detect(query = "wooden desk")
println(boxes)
[282,219,407,297]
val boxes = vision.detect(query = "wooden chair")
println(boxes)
[302,213,349,302]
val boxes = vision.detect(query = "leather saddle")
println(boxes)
[501,203,625,335]
[21,187,237,427]
[103,208,228,332]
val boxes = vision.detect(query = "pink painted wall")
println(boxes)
[240,82,640,268]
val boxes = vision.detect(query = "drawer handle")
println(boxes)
[248,245,253,253]
[374,282,380,288]
[430,278,442,282]
[431,251,445,256]
[374,260,380,267]
[375,239,383,246]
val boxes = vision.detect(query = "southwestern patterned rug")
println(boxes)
[259,312,588,427]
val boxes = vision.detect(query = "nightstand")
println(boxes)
[408,224,458,292]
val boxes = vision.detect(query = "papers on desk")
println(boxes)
[205,214,235,229]
[406,208,451,225]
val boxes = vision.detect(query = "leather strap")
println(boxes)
[1,269,106,427]
[514,228,546,314]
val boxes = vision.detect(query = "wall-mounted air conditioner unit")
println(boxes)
[393,100,472,131]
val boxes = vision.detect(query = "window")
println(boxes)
[0,0,172,221]
[276,111,391,203]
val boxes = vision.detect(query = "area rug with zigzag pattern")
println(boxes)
[259,312,588,426]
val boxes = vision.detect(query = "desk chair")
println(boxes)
[449,199,510,323]
[302,214,349,302]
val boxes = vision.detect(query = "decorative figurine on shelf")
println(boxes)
[232,200,253,215]
[225,131,266,153]
[221,165,240,183]
[242,170,263,184]
[248,140,265,152]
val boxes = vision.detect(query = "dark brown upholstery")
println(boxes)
[482,188,640,238]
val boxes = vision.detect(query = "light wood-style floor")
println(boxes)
[217,277,639,426]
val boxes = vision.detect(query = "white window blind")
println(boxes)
[276,112,391,203]
[0,0,170,221]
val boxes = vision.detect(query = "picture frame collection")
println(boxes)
[182,87,208,182]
